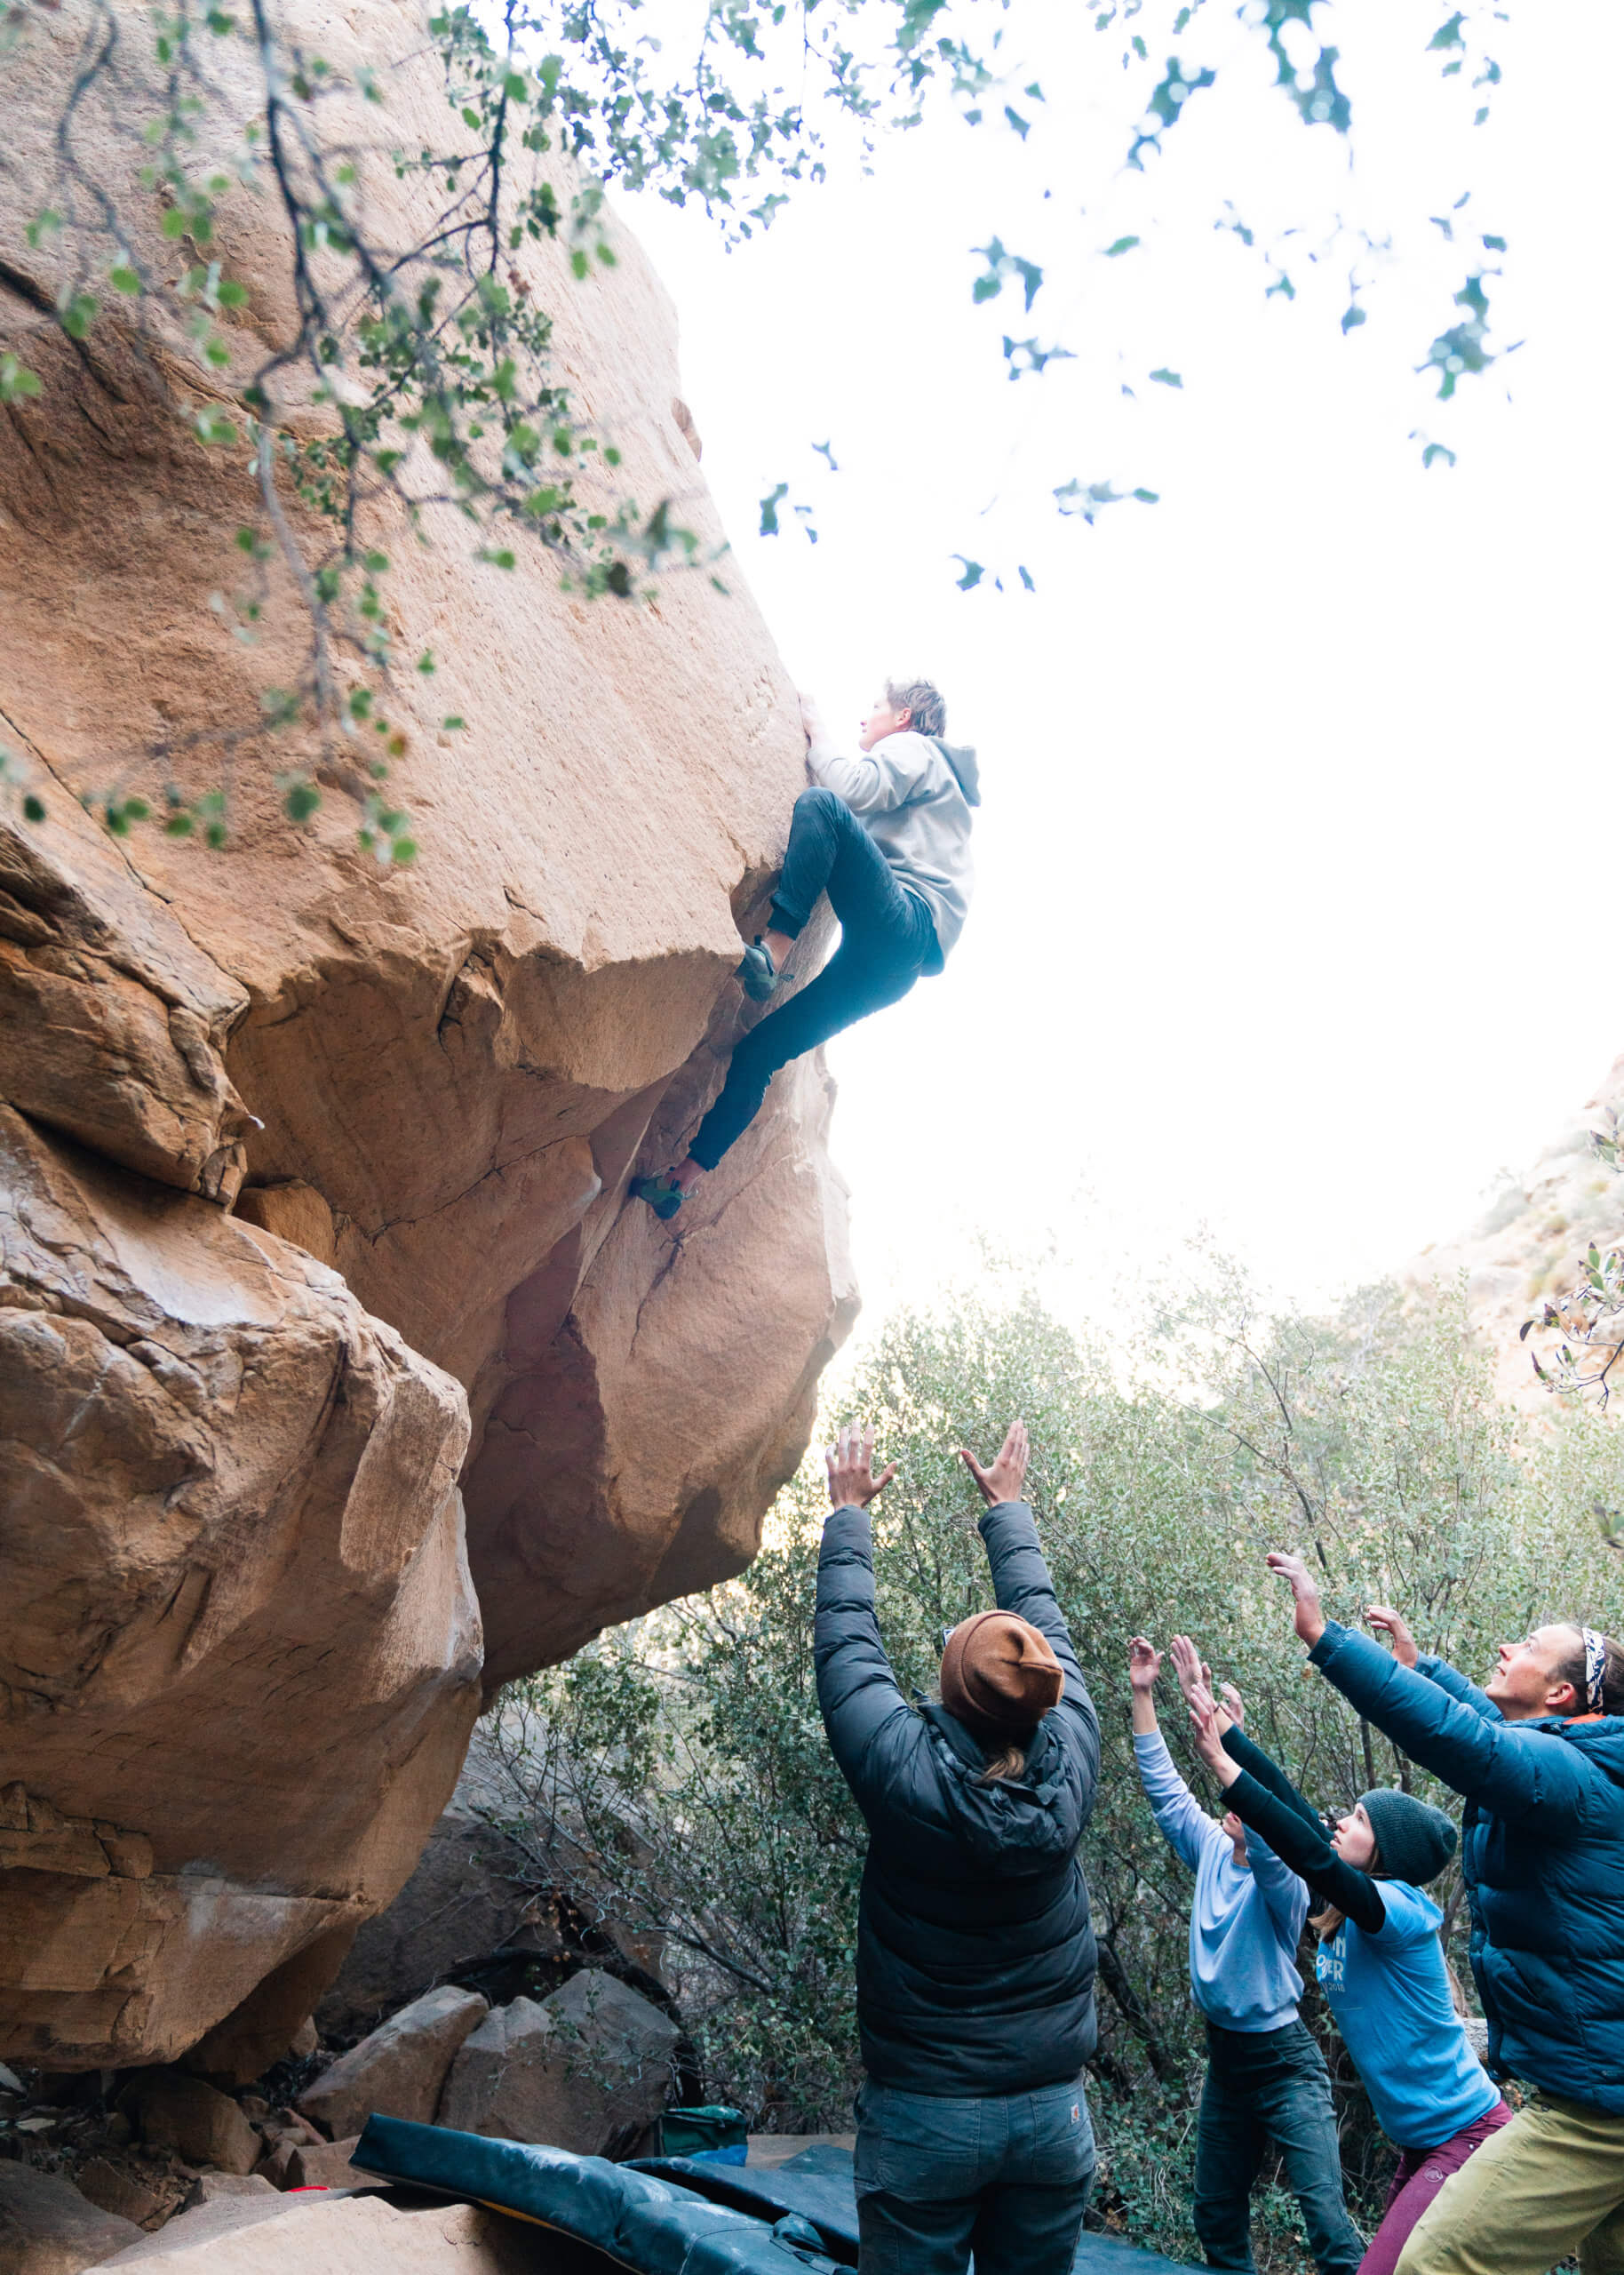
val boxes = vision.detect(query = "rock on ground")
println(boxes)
[0,0,854,2067]
[299,1988,489,2138]
[100,2196,534,2273]
[438,1970,679,2157]
[121,2073,261,2177]
[0,2163,142,2275]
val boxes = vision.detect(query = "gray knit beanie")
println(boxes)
[1358,1788,1457,1887]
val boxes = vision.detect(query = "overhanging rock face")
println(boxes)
[0,0,856,2064]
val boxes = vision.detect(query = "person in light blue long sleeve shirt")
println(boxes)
[1129,1639,1361,2275]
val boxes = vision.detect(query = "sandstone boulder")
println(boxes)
[284,2138,382,2192]
[438,1970,679,2156]
[0,2165,141,2275]
[0,1108,482,2069]
[122,2073,261,2177]
[101,2196,531,2274]
[298,1988,489,2138]
[0,0,856,2070]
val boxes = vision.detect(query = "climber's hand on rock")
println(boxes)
[800,692,828,752]
[825,1421,896,1511]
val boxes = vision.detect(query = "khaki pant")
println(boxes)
[1396,2094,1624,2275]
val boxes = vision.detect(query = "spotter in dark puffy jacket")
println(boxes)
[813,1417,1100,2275]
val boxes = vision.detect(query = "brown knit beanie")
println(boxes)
[940,1611,1063,1736]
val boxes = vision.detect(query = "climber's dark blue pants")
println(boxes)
[689,786,936,1171]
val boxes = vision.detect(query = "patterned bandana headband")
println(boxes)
[1582,1626,1608,1714]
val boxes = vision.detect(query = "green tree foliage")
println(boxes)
[3,0,1511,850]
[486,1265,1624,2266]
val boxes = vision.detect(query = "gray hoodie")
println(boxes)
[807,728,980,962]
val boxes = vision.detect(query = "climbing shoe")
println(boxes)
[630,1173,685,1221]
[736,939,780,1003]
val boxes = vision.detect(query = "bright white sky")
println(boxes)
[615,2,1623,1335]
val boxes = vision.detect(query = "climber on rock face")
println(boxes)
[631,677,978,1218]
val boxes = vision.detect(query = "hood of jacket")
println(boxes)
[913,1698,1087,1867]
[1524,1711,1624,1780]
[929,738,981,807]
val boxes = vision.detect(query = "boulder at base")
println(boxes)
[0,2162,142,2275]
[299,1988,490,2138]
[99,2196,532,2273]
[438,1971,679,2156]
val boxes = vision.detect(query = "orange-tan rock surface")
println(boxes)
[1,0,854,2068]
[1410,1053,1624,1405]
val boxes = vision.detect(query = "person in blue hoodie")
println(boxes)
[1182,1653,1509,2275]
[1129,1636,1362,2274]
[815,1418,1098,2275]
[1264,1549,1624,2275]
[632,679,978,1219]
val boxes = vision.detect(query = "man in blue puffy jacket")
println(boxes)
[1266,1551,1624,2275]
[815,1418,1099,2275]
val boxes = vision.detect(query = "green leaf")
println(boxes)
[1428,12,1466,49]
[0,355,42,403]
[1341,303,1367,332]
[952,556,984,590]
[1103,235,1141,258]
[363,549,389,573]
[442,715,466,731]
[1148,367,1182,387]
[416,650,436,675]
[22,794,45,823]
[162,207,189,238]
[1132,487,1160,503]
[390,837,418,865]
[283,781,322,823]
[1481,234,1507,251]
[217,277,249,307]
[165,812,195,836]
[1421,442,1456,469]
[503,72,528,100]
[108,264,142,294]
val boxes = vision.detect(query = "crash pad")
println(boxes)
[633,2146,1190,2274]
[353,2118,841,2273]
[355,2117,1193,2273]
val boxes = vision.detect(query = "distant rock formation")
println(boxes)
[1,0,855,2068]
[1409,1054,1624,1404]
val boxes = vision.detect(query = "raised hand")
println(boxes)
[1168,1634,1206,1700]
[1365,1606,1419,1668]
[1128,1637,1163,1692]
[959,1420,1029,1508]
[1220,1681,1246,1731]
[825,1421,896,1511]
[1187,1690,1237,1783]
[1266,1551,1327,1648]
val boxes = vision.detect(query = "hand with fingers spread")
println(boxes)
[1219,1681,1246,1731]
[1365,1604,1419,1668]
[959,1420,1030,1508]
[1266,1551,1328,1649]
[824,1420,897,1511]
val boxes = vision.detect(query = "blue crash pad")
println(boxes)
[633,2146,1190,2274]
[354,2115,1191,2273]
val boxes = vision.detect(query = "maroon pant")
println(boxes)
[1358,2101,1512,2275]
